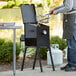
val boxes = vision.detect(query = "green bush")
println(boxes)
[36,3,43,7]
[7,1,15,8]
[2,1,15,8]
[51,36,67,50]
[15,0,23,7]
[0,38,20,63]
[39,48,48,60]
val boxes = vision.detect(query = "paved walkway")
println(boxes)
[0,65,76,76]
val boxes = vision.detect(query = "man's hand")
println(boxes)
[49,8,58,15]
[0,23,4,26]
[49,8,55,15]
[53,10,58,15]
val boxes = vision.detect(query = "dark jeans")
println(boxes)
[67,24,76,67]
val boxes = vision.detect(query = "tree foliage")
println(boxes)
[50,0,63,7]
[0,0,63,8]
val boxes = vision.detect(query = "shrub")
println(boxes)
[7,1,15,8]
[2,1,15,8]
[15,0,23,7]
[39,48,48,60]
[51,36,67,50]
[0,38,5,45]
[0,38,20,63]
[36,3,43,7]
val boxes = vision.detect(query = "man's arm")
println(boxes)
[50,0,73,14]
[49,4,64,14]
[56,0,73,13]
[54,5,64,10]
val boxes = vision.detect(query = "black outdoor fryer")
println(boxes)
[20,4,55,72]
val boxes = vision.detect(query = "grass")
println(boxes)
[0,8,21,22]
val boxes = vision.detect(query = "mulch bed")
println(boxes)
[0,57,47,72]
[0,57,67,72]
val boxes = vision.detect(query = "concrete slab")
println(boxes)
[0,65,76,76]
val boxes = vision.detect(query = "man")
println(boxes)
[49,0,76,71]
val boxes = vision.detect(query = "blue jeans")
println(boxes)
[67,24,76,67]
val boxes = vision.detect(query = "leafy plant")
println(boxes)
[0,38,20,63]
[51,36,67,50]
[39,48,48,60]
[2,1,15,8]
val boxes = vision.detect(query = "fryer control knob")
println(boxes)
[42,30,47,35]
